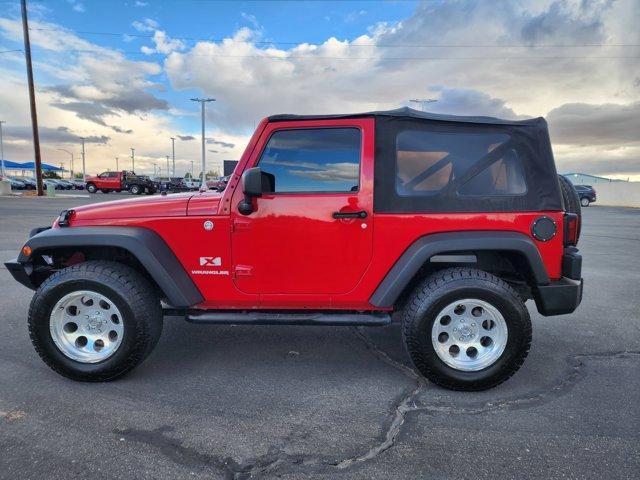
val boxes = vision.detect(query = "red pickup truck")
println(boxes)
[84,170,156,195]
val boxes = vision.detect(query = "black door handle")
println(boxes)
[332,210,368,219]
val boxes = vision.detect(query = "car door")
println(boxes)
[230,118,374,301]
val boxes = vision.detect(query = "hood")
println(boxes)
[71,192,194,221]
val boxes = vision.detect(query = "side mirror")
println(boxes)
[238,167,262,215]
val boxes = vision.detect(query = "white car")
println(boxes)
[183,179,201,190]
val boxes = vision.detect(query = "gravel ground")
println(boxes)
[0,196,638,480]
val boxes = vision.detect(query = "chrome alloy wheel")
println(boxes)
[431,298,508,372]
[49,290,124,363]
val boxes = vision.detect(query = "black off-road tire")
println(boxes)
[86,183,97,193]
[580,197,590,207]
[129,184,141,195]
[28,261,163,381]
[402,267,532,391]
[558,174,581,240]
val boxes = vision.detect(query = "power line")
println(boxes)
[27,27,640,48]
[17,48,638,60]
[0,49,23,54]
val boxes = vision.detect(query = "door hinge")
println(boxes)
[234,265,253,278]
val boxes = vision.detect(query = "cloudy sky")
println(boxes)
[0,0,638,179]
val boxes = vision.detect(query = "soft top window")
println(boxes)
[373,116,562,213]
[396,130,526,197]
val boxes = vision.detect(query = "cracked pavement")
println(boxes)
[0,196,638,479]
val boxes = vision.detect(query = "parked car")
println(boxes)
[56,179,75,190]
[153,176,187,192]
[43,179,64,190]
[71,179,85,190]
[183,178,201,190]
[7,177,26,189]
[574,184,596,207]
[13,177,37,190]
[5,108,583,391]
[207,175,230,191]
[84,170,156,195]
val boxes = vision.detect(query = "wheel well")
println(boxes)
[393,250,535,314]
[27,246,164,299]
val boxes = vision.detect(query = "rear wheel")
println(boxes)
[402,267,531,391]
[86,183,97,193]
[28,261,163,381]
[129,184,141,195]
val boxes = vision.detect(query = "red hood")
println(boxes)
[72,192,194,221]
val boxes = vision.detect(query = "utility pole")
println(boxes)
[166,155,170,177]
[170,137,176,176]
[409,98,437,112]
[57,149,73,178]
[21,0,43,195]
[80,137,86,181]
[0,120,5,179]
[115,156,118,171]
[190,98,215,191]
[190,160,194,179]
[129,148,135,172]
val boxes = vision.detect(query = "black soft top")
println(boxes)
[269,107,544,127]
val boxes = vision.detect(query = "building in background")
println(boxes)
[562,173,627,185]
[223,160,238,177]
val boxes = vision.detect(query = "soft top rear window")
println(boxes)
[374,116,562,213]
[396,130,526,197]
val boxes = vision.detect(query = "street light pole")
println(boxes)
[115,156,119,171]
[0,120,6,179]
[190,160,194,179]
[170,137,176,176]
[409,98,437,112]
[57,149,73,178]
[80,137,86,181]
[130,148,135,172]
[166,155,170,177]
[190,98,215,191]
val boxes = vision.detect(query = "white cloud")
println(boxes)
[141,30,186,55]
[132,18,159,33]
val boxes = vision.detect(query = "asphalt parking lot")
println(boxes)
[0,196,638,480]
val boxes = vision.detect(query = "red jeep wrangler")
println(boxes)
[6,109,583,390]
[85,170,156,195]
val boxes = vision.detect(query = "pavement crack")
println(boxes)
[334,327,427,469]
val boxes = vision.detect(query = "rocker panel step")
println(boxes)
[181,311,391,326]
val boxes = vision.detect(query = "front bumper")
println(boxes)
[4,259,35,290]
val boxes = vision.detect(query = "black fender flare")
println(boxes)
[369,231,550,308]
[19,226,204,308]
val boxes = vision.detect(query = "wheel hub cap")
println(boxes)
[431,298,508,372]
[49,290,124,363]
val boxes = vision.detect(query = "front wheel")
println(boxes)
[28,261,163,381]
[86,183,97,193]
[402,267,531,391]
[580,197,590,207]
[129,184,141,195]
